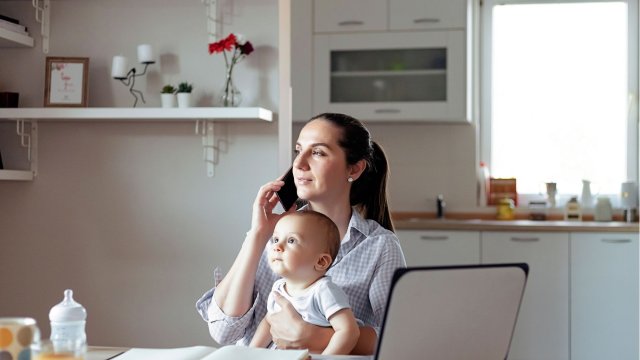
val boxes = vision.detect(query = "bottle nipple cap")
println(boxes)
[49,289,87,322]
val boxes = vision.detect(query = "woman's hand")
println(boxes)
[267,293,332,352]
[249,180,297,243]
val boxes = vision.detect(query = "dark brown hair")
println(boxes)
[309,113,394,232]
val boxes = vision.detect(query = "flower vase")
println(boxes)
[219,69,242,107]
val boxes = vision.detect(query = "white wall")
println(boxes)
[0,0,280,348]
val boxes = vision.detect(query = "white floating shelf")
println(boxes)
[0,170,34,181]
[0,28,34,48]
[0,107,273,122]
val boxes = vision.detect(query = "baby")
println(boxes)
[249,211,360,355]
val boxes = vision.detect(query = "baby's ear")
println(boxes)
[315,254,332,271]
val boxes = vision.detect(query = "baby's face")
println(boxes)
[268,216,328,281]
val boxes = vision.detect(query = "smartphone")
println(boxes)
[276,167,298,211]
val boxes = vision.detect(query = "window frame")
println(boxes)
[479,0,639,206]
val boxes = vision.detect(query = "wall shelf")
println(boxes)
[0,170,34,181]
[0,107,273,122]
[0,27,35,48]
[0,107,274,180]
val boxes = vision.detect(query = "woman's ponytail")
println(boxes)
[310,113,395,232]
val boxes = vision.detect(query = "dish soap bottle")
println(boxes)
[49,289,87,349]
[564,196,582,221]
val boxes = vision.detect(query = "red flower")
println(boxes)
[238,41,254,56]
[208,33,237,54]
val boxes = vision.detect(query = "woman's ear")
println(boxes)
[315,254,332,272]
[348,159,367,181]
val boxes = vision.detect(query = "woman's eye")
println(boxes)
[312,150,324,156]
[294,148,300,155]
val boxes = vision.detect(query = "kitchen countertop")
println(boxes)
[393,216,639,233]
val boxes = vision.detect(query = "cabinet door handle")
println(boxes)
[601,238,632,244]
[420,235,449,241]
[510,237,540,242]
[413,18,441,24]
[338,20,364,26]
[375,108,401,114]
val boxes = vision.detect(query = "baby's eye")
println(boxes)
[272,237,279,244]
[287,237,295,244]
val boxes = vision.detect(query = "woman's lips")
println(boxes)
[296,177,312,185]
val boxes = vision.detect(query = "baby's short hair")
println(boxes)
[287,210,341,264]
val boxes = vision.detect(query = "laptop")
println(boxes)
[374,263,528,360]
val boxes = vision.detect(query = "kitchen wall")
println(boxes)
[0,0,280,348]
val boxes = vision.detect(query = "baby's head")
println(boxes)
[268,211,341,280]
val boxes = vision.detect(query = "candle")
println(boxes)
[111,55,128,79]
[137,44,154,63]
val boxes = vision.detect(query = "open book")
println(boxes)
[113,345,309,360]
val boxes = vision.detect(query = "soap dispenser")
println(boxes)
[49,289,87,348]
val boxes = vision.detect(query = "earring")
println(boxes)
[348,177,354,183]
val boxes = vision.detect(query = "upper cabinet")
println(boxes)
[314,0,467,33]
[314,31,466,121]
[314,0,387,33]
[388,0,467,31]
[293,0,471,122]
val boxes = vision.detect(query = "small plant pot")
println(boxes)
[161,93,176,108]
[177,92,191,108]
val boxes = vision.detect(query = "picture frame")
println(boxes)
[44,57,89,107]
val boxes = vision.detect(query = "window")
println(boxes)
[481,0,638,206]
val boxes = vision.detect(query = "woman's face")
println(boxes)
[293,119,351,205]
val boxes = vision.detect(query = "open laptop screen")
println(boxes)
[375,263,528,360]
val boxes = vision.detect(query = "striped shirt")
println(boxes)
[195,208,406,346]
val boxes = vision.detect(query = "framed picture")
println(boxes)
[44,57,89,107]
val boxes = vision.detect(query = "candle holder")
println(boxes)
[111,45,155,107]
[113,62,154,107]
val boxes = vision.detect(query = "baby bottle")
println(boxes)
[49,289,87,349]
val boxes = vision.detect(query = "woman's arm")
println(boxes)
[213,180,293,316]
[350,326,377,355]
[267,293,377,354]
[268,292,333,352]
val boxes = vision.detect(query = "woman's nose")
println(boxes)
[293,151,309,170]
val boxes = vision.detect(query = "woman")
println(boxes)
[195,113,406,354]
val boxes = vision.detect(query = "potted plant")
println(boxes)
[160,84,176,108]
[176,82,193,108]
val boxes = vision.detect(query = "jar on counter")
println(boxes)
[496,198,515,220]
[564,196,582,221]
[594,197,613,221]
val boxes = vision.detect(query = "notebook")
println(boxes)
[374,263,528,360]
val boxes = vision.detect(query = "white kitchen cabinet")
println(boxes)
[314,0,387,33]
[313,30,468,122]
[396,230,480,266]
[315,0,467,33]
[292,0,471,122]
[389,0,467,31]
[482,231,569,360]
[570,232,639,360]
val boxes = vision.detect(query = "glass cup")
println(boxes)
[31,339,86,360]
